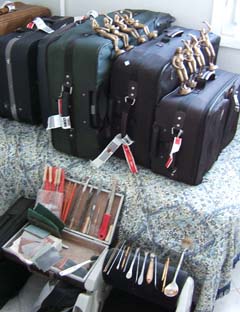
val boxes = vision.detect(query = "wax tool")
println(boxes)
[164,237,192,297]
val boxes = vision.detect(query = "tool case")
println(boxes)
[0,1,51,35]
[2,178,124,311]
[110,26,221,169]
[151,69,240,185]
[0,16,74,124]
[0,197,35,309]
[45,9,175,159]
[103,248,194,312]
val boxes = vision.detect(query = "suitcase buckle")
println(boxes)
[124,96,135,106]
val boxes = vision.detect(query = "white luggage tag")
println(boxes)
[91,134,134,169]
[47,99,72,130]
[32,17,54,34]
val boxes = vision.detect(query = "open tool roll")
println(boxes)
[102,247,190,311]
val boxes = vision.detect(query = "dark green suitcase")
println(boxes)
[46,9,175,159]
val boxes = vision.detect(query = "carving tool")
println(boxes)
[69,178,90,229]
[154,254,158,288]
[61,182,77,222]
[126,247,140,279]
[82,187,101,234]
[135,250,141,283]
[162,257,170,292]
[123,246,132,272]
[137,251,148,285]
[105,224,113,242]
[164,238,192,297]
[116,245,126,270]
[98,179,117,240]
[78,187,94,231]
[103,241,122,273]
[59,259,95,276]
[121,246,130,270]
[146,253,155,284]
[106,241,126,275]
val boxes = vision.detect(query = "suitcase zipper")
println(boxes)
[194,74,239,182]
[5,37,21,121]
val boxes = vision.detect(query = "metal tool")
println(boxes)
[162,257,170,292]
[146,253,155,284]
[69,177,90,229]
[59,259,95,276]
[106,241,126,275]
[98,179,117,240]
[103,241,122,273]
[116,245,126,270]
[123,246,132,272]
[79,186,95,232]
[137,251,148,285]
[121,246,130,270]
[135,250,141,283]
[154,254,158,288]
[84,187,102,234]
[164,238,192,297]
[126,247,140,279]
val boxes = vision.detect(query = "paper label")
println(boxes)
[122,144,138,174]
[91,134,134,169]
[33,17,54,34]
[47,115,71,130]
[165,137,182,169]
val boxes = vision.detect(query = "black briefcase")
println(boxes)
[151,69,240,185]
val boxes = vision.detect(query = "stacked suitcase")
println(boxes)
[0,4,239,185]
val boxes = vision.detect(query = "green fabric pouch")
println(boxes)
[27,204,65,238]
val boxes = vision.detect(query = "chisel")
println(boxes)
[98,179,117,240]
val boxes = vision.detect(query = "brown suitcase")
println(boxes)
[0,2,51,35]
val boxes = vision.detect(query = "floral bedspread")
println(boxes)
[0,117,239,312]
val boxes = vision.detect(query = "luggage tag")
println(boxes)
[165,129,183,169]
[122,143,138,174]
[91,134,135,170]
[32,17,54,34]
[47,98,72,130]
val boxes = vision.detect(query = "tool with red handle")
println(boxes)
[98,180,117,240]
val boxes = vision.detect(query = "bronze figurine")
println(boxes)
[92,18,125,56]
[123,10,158,40]
[103,15,134,51]
[199,21,217,71]
[189,34,206,77]
[182,39,197,88]
[172,47,192,95]
[114,13,146,44]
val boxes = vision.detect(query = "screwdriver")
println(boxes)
[98,179,117,240]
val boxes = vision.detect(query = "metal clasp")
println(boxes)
[124,96,136,106]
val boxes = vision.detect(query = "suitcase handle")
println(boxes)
[151,124,160,157]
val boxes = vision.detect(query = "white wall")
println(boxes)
[1,0,240,73]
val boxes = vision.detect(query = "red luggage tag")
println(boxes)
[165,136,182,169]
[122,144,138,174]
[26,21,35,30]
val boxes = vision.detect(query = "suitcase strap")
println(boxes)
[121,81,138,136]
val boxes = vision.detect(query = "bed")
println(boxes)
[0,117,239,312]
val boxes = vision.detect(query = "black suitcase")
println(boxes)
[151,69,240,185]
[0,16,74,124]
[110,26,221,168]
[45,10,175,159]
[37,21,76,128]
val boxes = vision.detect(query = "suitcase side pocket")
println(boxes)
[221,83,240,150]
